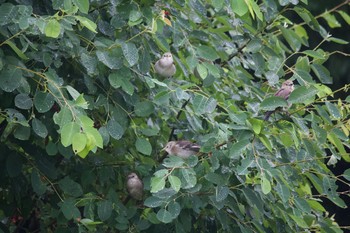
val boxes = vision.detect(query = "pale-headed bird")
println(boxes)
[264,80,294,121]
[164,140,201,159]
[126,173,144,200]
[154,52,176,77]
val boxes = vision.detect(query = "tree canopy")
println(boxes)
[0,0,350,232]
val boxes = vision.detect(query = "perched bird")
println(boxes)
[164,140,201,159]
[264,80,295,121]
[154,52,176,77]
[126,173,144,200]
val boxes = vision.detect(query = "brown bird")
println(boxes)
[164,140,201,159]
[154,52,176,77]
[264,80,294,121]
[126,173,143,200]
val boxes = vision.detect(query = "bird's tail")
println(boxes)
[264,111,274,121]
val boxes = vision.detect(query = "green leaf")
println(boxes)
[168,175,181,192]
[153,33,170,51]
[61,122,80,147]
[154,91,170,105]
[327,132,347,157]
[248,118,263,134]
[84,127,103,149]
[45,19,61,38]
[15,93,33,110]
[0,68,23,92]
[288,86,318,104]
[260,96,288,111]
[216,186,229,202]
[230,0,248,16]
[311,64,332,84]
[343,169,350,181]
[162,156,185,168]
[135,138,152,155]
[275,183,290,203]
[293,6,320,31]
[250,0,263,21]
[307,200,326,212]
[107,119,124,140]
[322,176,346,208]
[3,40,29,60]
[96,48,123,69]
[0,3,18,26]
[14,125,30,141]
[205,172,226,186]
[122,42,139,67]
[294,197,311,214]
[154,169,169,178]
[32,118,48,138]
[261,176,271,195]
[75,16,97,33]
[134,101,154,117]
[294,69,313,83]
[325,102,341,119]
[151,176,166,193]
[196,45,219,61]
[144,196,166,208]
[192,95,217,114]
[97,200,113,221]
[34,91,55,113]
[279,26,302,51]
[61,199,81,220]
[156,209,173,224]
[322,13,341,28]
[31,170,46,195]
[237,158,255,176]
[196,63,208,79]
[229,139,250,159]
[108,69,134,95]
[72,132,87,154]
[259,135,272,152]
[327,37,349,45]
[338,10,350,24]
[53,107,73,128]
[180,168,197,189]
[288,214,309,228]
[58,176,83,197]
[128,10,142,26]
[72,0,89,14]
[302,50,326,59]
[168,201,181,219]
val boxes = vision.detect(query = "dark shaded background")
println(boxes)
[306,0,350,228]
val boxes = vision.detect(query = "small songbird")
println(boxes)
[126,173,144,200]
[164,140,201,159]
[264,80,295,121]
[154,52,176,77]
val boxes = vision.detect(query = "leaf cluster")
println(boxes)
[0,0,349,232]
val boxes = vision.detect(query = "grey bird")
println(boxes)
[164,140,201,159]
[264,80,294,121]
[154,52,176,77]
[126,173,143,200]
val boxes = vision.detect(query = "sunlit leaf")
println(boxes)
[45,19,61,38]
[261,176,272,194]
[168,175,181,192]
[156,209,172,223]
[72,0,89,14]
[260,96,288,111]
[135,137,152,155]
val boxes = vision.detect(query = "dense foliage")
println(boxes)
[0,0,349,232]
